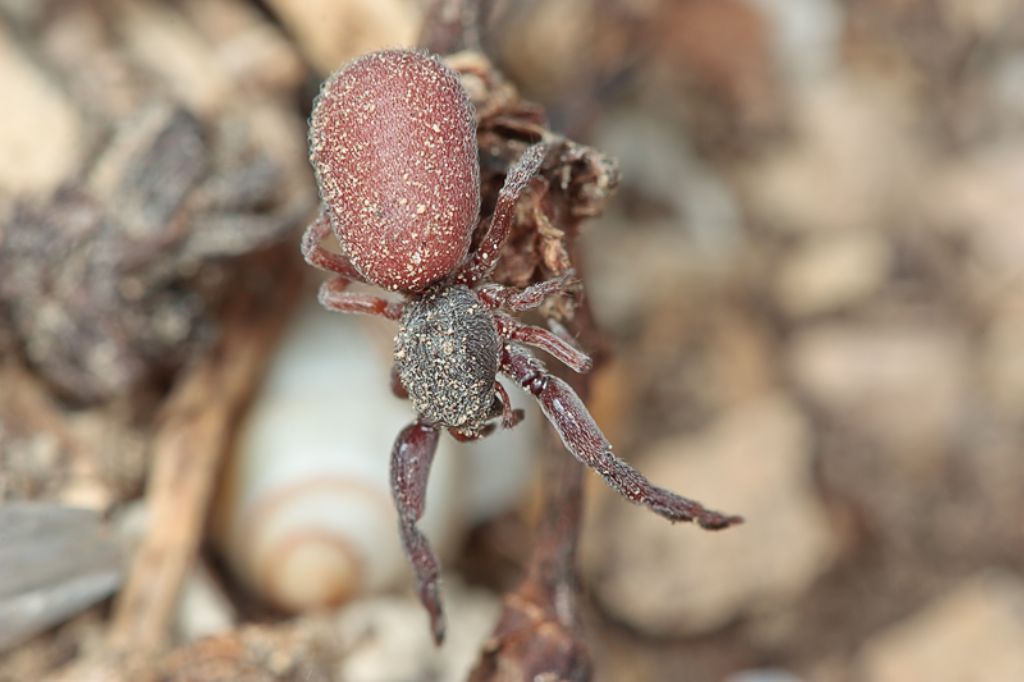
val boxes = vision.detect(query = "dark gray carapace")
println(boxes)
[394,286,500,433]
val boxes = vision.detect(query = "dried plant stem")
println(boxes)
[469,450,591,681]
[108,250,299,656]
[471,246,600,681]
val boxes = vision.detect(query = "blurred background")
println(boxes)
[1,0,1023,680]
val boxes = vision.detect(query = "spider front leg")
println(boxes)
[456,143,549,287]
[501,346,742,529]
[390,421,446,644]
[493,380,524,429]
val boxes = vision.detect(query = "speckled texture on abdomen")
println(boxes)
[309,50,480,292]
[394,286,500,432]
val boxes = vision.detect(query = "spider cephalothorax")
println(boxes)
[303,48,741,645]
[394,285,501,434]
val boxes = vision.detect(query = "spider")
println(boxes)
[303,49,741,644]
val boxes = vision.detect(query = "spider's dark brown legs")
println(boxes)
[390,421,446,645]
[476,270,578,312]
[449,386,523,441]
[301,207,365,279]
[455,143,549,287]
[449,423,497,442]
[501,346,743,530]
[493,380,523,429]
[496,314,593,374]
[390,365,409,399]
[318,277,404,320]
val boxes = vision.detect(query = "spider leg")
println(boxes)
[318,277,404,320]
[501,346,742,529]
[449,385,523,441]
[449,423,497,442]
[496,314,593,374]
[390,365,409,399]
[493,380,524,429]
[455,143,549,287]
[301,207,365,280]
[476,270,579,312]
[390,421,446,644]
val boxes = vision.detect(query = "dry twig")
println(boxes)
[108,249,301,657]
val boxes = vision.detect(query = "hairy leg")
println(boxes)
[496,314,593,374]
[318,277,404,320]
[455,143,548,287]
[476,270,578,312]
[301,207,364,279]
[390,421,446,644]
[493,380,524,429]
[501,346,742,529]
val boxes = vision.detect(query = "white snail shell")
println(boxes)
[214,301,465,612]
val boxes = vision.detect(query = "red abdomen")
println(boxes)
[310,50,480,292]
